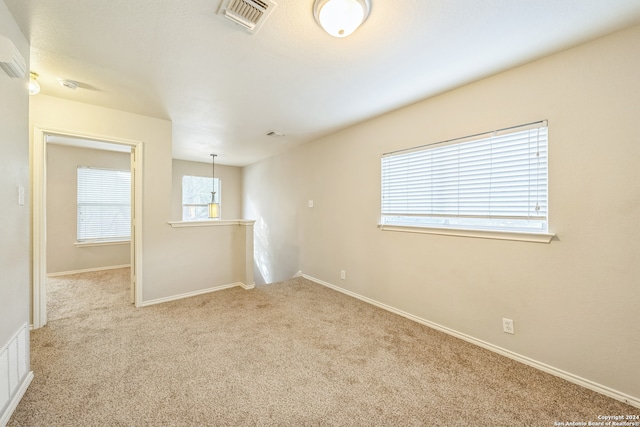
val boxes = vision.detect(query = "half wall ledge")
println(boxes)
[168,219,256,228]
[165,219,256,296]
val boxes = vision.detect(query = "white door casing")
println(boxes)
[31,127,144,328]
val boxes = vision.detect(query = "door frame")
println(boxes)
[32,126,144,329]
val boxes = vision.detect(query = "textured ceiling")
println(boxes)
[5,0,640,166]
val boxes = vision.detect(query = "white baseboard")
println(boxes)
[140,281,252,307]
[0,324,33,427]
[239,282,255,290]
[47,264,131,277]
[302,273,640,409]
[0,371,32,427]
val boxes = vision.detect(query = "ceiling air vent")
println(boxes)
[218,0,277,34]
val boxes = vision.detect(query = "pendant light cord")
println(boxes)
[211,154,217,203]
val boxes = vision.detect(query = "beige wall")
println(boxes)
[46,144,131,274]
[30,95,251,302]
[171,159,243,220]
[0,1,30,354]
[0,4,32,422]
[244,25,640,402]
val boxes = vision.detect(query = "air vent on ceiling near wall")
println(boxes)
[218,0,277,34]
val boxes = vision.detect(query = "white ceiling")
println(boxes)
[5,0,640,166]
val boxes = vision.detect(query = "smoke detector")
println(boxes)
[218,0,277,34]
[57,78,78,90]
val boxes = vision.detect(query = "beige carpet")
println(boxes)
[9,268,635,426]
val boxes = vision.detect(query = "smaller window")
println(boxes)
[77,166,131,242]
[182,175,221,221]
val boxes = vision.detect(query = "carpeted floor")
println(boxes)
[8,268,635,426]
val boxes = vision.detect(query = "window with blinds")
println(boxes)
[77,166,131,242]
[381,121,548,233]
[182,175,221,221]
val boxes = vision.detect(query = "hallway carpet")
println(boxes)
[9,268,636,426]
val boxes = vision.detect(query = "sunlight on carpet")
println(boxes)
[9,269,635,426]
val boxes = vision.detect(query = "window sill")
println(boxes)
[378,224,555,243]
[75,240,130,248]
[168,219,256,228]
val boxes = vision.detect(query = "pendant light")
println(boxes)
[313,0,371,38]
[208,154,220,219]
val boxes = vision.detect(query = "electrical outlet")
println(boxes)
[308,200,314,208]
[502,318,514,334]
[340,270,346,280]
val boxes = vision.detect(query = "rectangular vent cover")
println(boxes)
[218,0,277,34]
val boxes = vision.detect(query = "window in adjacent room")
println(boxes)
[182,175,221,221]
[380,120,548,234]
[77,166,131,242]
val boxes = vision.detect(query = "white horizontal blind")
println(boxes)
[182,176,221,221]
[381,122,548,232]
[77,167,131,242]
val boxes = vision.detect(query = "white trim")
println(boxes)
[0,324,33,427]
[140,282,252,307]
[378,224,556,243]
[239,282,255,290]
[167,219,256,228]
[302,273,640,409]
[132,143,143,308]
[47,264,131,277]
[0,371,33,427]
[32,127,47,329]
[75,240,130,248]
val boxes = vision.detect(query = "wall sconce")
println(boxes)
[208,154,220,219]
[313,0,371,38]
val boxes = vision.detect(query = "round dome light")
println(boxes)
[313,0,371,38]
[28,71,40,95]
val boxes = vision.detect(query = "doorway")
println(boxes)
[32,128,143,328]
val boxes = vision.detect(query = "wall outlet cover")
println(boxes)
[503,318,514,334]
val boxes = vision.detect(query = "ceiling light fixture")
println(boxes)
[208,154,220,219]
[313,0,371,38]
[28,72,40,95]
